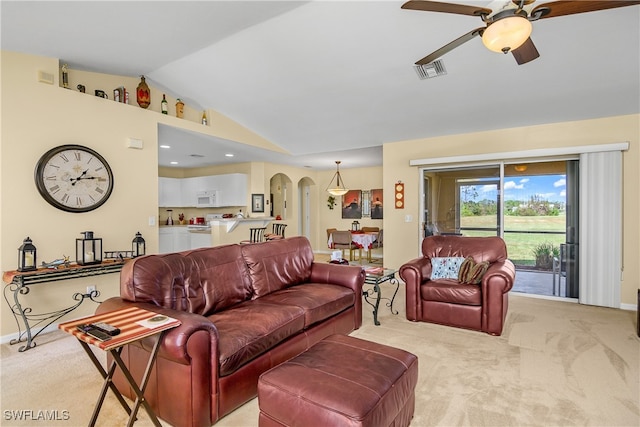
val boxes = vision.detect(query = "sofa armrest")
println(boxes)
[399,257,432,321]
[309,262,364,328]
[96,297,219,367]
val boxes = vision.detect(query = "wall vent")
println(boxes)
[413,60,447,80]
[37,70,55,85]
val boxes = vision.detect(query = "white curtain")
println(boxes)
[579,151,622,307]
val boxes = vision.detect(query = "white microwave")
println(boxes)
[196,190,218,207]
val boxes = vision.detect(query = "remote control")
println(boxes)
[92,322,120,336]
[86,328,112,342]
[76,324,111,341]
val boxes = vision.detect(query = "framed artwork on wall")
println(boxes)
[371,189,383,219]
[252,194,264,213]
[342,190,362,219]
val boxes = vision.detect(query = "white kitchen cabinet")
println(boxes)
[159,173,248,208]
[217,173,248,207]
[158,227,191,253]
[158,177,183,207]
[188,230,212,249]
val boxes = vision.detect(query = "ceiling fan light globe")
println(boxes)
[482,16,532,53]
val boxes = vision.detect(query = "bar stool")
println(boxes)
[240,227,266,244]
[265,223,287,241]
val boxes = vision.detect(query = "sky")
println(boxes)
[474,175,567,203]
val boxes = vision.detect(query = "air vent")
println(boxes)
[189,154,205,158]
[413,60,447,80]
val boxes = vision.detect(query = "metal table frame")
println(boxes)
[362,269,399,325]
[2,262,125,352]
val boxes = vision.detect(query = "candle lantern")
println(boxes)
[18,237,37,272]
[132,232,146,258]
[76,231,102,265]
[351,221,360,231]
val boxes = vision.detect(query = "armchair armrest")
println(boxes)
[481,259,516,294]
[399,257,432,321]
[96,297,219,367]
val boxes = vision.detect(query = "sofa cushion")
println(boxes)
[209,301,306,376]
[120,244,252,316]
[241,236,314,298]
[421,280,482,306]
[257,283,355,328]
[430,257,465,280]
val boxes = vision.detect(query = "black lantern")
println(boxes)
[76,231,102,265]
[351,221,360,231]
[18,237,37,272]
[132,232,146,258]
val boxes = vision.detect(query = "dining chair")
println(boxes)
[265,223,287,241]
[240,227,266,244]
[361,226,379,233]
[368,229,383,263]
[330,230,356,261]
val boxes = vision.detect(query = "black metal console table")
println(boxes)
[2,261,126,352]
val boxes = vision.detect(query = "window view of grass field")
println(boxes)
[459,174,566,269]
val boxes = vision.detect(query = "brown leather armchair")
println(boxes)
[399,235,515,336]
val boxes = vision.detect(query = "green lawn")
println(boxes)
[460,214,565,266]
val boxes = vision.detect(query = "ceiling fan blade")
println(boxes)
[511,38,540,65]
[401,0,492,17]
[416,27,484,65]
[532,1,640,19]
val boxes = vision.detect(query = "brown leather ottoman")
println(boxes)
[258,334,418,427]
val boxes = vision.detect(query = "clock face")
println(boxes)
[34,145,114,213]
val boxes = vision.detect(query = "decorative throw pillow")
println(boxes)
[430,257,466,280]
[458,256,490,285]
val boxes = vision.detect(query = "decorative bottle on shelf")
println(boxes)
[61,64,69,89]
[161,94,168,114]
[176,99,184,118]
[136,76,151,109]
[166,209,174,226]
[202,111,207,125]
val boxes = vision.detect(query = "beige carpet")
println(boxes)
[1,291,638,427]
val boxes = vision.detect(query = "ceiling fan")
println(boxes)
[402,0,640,65]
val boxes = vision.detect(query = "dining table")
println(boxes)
[327,231,379,261]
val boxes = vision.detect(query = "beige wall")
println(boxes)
[1,51,161,336]
[383,115,640,305]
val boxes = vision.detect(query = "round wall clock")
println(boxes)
[34,144,114,213]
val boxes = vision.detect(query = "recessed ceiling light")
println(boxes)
[225,153,234,157]
[170,161,178,165]
[160,145,171,149]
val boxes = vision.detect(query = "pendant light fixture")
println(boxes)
[326,161,349,196]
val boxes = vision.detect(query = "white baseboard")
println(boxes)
[0,323,60,346]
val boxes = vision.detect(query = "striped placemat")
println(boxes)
[59,306,181,351]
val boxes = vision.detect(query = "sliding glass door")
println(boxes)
[422,160,579,299]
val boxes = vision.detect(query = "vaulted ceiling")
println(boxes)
[2,1,639,169]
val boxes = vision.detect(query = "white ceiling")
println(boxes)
[2,1,639,170]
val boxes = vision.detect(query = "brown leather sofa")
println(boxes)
[96,236,364,427]
[399,235,515,336]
